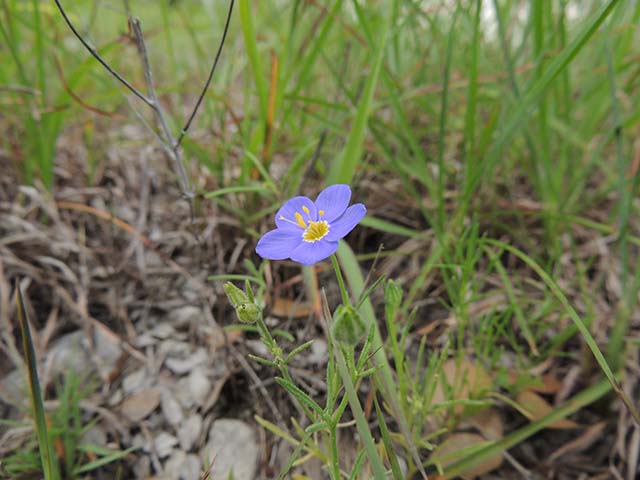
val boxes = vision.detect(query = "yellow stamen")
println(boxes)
[303,220,329,242]
[302,205,310,215]
[295,212,307,229]
[319,210,325,217]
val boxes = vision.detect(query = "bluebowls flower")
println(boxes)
[256,184,366,265]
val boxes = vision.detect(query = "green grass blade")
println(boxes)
[336,241,428,479]
[484,247,539,356]
[605,33,635,371]
[436,7,458,232]
[73,446,136,475]
[238,0,268,119]
[204,184,272,199]
[326,3,391,185]
[374,396,403,480]
[484,239,640,424]
[462,0,481,196]
[359,216,419,239]
[443,378,611,479]
[285,0,343,104]
[463,0,621,210]
[16,286,60,480]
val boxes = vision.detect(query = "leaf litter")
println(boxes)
[0,118,639,479]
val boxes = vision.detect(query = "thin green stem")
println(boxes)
[334,345,387,480]
[329,423,341,480]
[256,314,276,347]
[331,254,351,306]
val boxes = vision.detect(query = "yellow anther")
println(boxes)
[319,210,325,217]
[302,205,310,215]
[295,212,307,229]
[303,220,330,242]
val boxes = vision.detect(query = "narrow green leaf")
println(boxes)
[443,379,611,478]
[16,286,60,480]
[274,377,326,417]
[326,3,391,185]
[464,0,621,208]
[73,447,136,475]
[374,396,404,480]
[485,238,640,424]
[238,0,268,118]
[336,241,428,479]
[359,216,419,238]
[204,184,271,199]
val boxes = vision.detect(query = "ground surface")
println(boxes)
[1,123,639,479]
[1,1,640,478]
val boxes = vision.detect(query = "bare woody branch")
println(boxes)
[53,0,153,107]
[128,16,191,197]
[176,0,235,150]
[53,0,236,201]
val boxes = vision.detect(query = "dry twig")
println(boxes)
[53,0,236,204]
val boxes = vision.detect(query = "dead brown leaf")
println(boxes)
[432,359,493,415]
[269,296,314,318]
[120,387,161,422]
[431,432,502,479]
[469,408,504,440]
[516,390,579,429]
[529,374,563,394]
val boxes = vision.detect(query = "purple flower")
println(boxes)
[256,184,366,266]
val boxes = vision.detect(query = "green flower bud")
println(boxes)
[332,304,367,346]
[384,279,403,322]
[236,302,261,324]
[223,281,261,323]
[384,279,403,311]
[223,281,249,308]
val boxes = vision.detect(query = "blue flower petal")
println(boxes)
[325,204,366,241]
[314,184,351,222]
[275,196,318,231]
[290,239,339,265]
[256,229,303,260]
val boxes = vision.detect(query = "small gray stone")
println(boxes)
[188,367,211,406]
[245,339,270,358]
[133,455,151,479]
[308,338,328,364]
[178,414,203,451]
[181,454,202,480]
[163,450,202,480]
[92,324,124,377]
[165,348,208,375]
[155,432,179,458]
[108,388,123,407]
[203,419,258,480]
[81,425,107,447]
[0,370,25,405]
[46,331,91,379]
[150,322,175,340]
[161,389,184,426]
[122,368,148,394]
[131,433,147,451]
[169,306,202,327]
[164,449,187,480]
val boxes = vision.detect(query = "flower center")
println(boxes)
[303,220,329,242]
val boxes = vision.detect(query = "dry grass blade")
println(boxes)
[547,421,607,463]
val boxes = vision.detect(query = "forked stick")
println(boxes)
[53,0,235,201]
